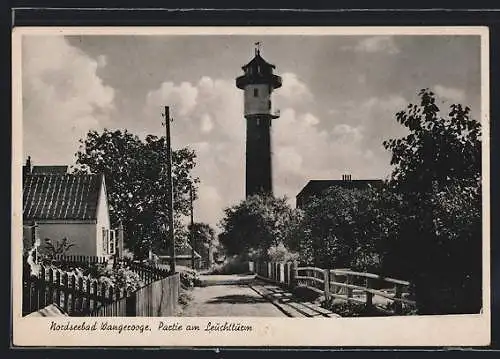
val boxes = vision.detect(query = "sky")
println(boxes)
[21,33,482,229]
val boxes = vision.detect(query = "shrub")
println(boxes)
[207,255,250,275]
[122,248,135,261]
[292,284,322,303]
[267,242,299,262]
[178,267,200,288]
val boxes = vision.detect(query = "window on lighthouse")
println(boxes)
[253,88,259,97]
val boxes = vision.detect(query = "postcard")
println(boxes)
[12,25,490,347]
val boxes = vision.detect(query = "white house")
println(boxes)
[22,159,117,259]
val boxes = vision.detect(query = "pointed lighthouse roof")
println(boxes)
[236,46,282,90]
[242,50,276,71]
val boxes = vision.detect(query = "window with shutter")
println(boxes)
[102,227,108,254]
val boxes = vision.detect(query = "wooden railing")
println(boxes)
[253,261,416,315]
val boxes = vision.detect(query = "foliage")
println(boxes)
[75,129,199,258]
[267,242,299,262]
[382,89,482,315]
[324,301,391,317]
[218,194,301,259]
[36,262,144,295]
[292,284,323,303]
[383,88,481,194]
[189,222,216,263]
[178,266,200,288]
[295,186,401,273]
[189,222,216,247]
[207,255,251,275]
[38,238,75,263]
[97,265,144,295]
[121,248,135,261]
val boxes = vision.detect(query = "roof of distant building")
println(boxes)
[23,173,104,221]
[296,178,385,207]
[156,242,202,259]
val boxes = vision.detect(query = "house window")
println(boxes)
[102,227,108,254]
[253,88,259,97]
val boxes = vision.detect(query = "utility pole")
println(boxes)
[190,185,195,270]
[163,106,176,274]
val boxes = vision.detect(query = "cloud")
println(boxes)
[144,73,407,225]
[145,77,245,229]
[433,85,465,103]
[144,73,321,226]
[343,36,400,54]
[273,107,388,207]
[22,35,115,165]
[146,81,198,116]
[275,72,313,107]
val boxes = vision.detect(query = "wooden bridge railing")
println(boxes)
[252,261,416,315]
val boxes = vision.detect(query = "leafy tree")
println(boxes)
[296,186,400,272]
[383,89,482,314]
[383,88,481,193]
[189,222,216,263]
[75,129,199,258]
[218,194,300,259]
[189,222,216,247]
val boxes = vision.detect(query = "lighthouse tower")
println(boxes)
[236,43,282,198]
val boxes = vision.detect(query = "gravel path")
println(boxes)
[179,283,287,317]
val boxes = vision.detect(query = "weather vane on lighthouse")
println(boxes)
[254,41,261,55]
[236,43,283,198]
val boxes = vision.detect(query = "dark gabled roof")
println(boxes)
[31,166,69,174]
[23,173,104,221]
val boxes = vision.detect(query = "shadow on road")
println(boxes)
[206,294,269,304]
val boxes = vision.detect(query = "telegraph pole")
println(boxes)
[163,106,176,274]
[190,185,195,270]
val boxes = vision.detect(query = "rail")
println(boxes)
[252,261,416,315]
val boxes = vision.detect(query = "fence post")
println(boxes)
[323,269,330,304]
[77,276,83,315]
[47,268,54,310]
[365,278,373,311]
[91,280,98,312]
[330,270,337,295]
[126,292,137,317]
[54,270,61,309]
[61,272,69,313]
[70,274,76,315]
[100,282,107,316]
[84,278,91,314]
[114,286,122,316]
[290,261,298,290]
[346,274,353,299]
[394,284,403,315]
